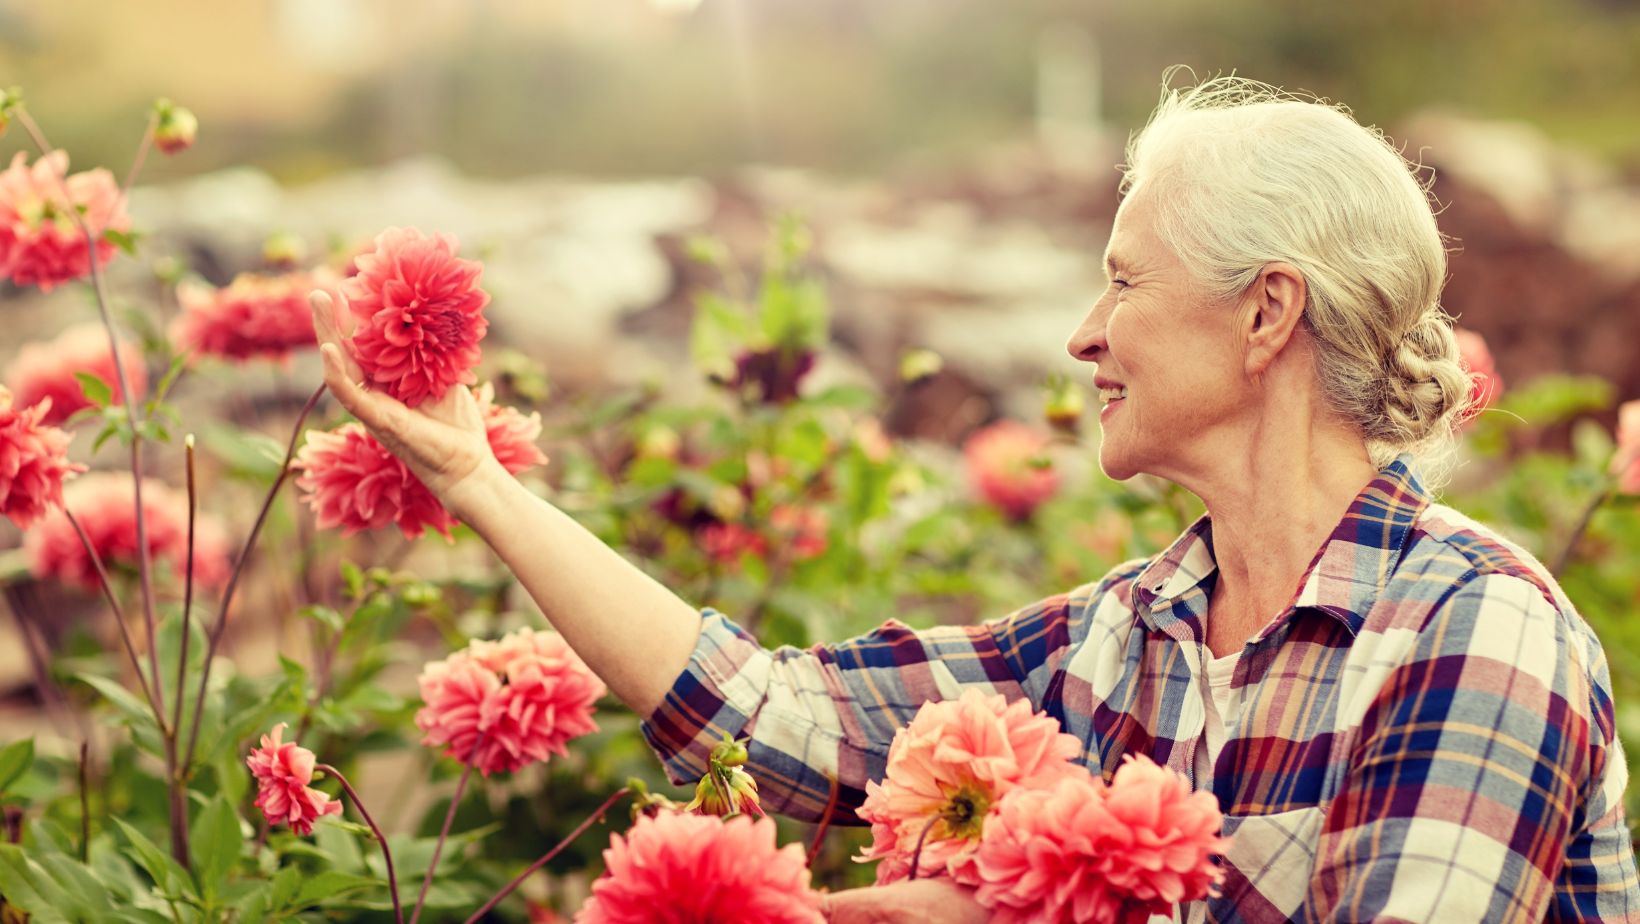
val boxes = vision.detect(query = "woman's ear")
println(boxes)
[1242,262,1308,378]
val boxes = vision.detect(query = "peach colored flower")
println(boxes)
[4,323,148,426]
[0,151,130,292]
[477,383,547,474]
[1455,329,1504,424]
[246,723,342,836]
[0,386,85,528]
[576,812,824,924]
[856,688,1085,885]
[172,271,338,363]
[701,521,768,563]
[1609,400,1640,494]
[974,755,1228,924]
[292,423,456,540]
[416,628,605,776]
[963,421,1060,521]
[342,226,489,408]
[769,504,828,561]
[24,472,229,591]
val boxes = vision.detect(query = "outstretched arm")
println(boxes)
[310,291,701,715]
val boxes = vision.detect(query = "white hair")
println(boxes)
[1120,71,1472,490]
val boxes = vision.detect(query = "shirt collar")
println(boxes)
[1133,455,1430,638]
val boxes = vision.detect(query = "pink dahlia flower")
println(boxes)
[856,688,1084,885]
[292,423,456,540]
[0,151,130,292]
[4,322,148,426]
[341,226,489,408]
[769,504,828,561]
[246,723,343,836]
[963,420,1060,521]
[974,755,1228,924]
[24,472,230,591]
[701,521,768,563]
[1455,329,1503,424]
[0,386,86,528]
[416,627,605,776]
[173,270,338,363]
[477,383,548,474]
[1614,400,1640,495]
[576,812,824,924]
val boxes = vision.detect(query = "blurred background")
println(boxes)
[3,0,1640,904]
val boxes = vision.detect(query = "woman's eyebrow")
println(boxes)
[1104,254,1129,276]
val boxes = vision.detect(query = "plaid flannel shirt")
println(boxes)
[642,458,1640,922]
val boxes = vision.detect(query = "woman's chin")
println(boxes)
[1097,444,1141,482]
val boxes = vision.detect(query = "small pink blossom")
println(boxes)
[973,755,1228,924]
[0,151,131,292]
[415,628,605,776]
[1613,400,1640,495]
[963,421,1060,521]
[342,226,489,408]
[173,271,338,363]
[0,386,86,528]
[477,383,547,474]
[245,723,343,836]
[701,521,768,563]
[856,688,1085,885]
[24,472,230,591]
[292,423,456,540]
[576,812,824,924]
[4,322,148,426]
[1455,329,1504,424]
[769,504,828,561]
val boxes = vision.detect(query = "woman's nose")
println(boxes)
[1065,302,1108,362]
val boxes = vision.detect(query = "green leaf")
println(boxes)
[0,738,33,795]
[73,371,114,409]
[0,844,73,923]
[77,673,158,731]
[103,227,140,256]
[200,423,289,481]
[300,604,345,634]
[293,870,378,907]
[111,817,190,897]
[190,794,243,899]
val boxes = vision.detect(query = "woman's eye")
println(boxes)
[1111,277,1130,289]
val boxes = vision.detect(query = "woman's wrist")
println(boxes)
[442,455,518,527]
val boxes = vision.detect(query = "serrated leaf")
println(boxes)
[73,371,113,408]
[0,739,32,794]
[189,794,242,899]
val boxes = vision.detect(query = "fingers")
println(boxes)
[310,290,364,383]
[319,342,397,435]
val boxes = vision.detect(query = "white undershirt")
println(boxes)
[1159,646,1243,924]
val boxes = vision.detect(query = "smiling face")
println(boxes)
[1064,190,1249,483]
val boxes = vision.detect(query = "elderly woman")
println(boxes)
[310,77,1640,922]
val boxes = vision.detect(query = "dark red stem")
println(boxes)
[318,763,403,924]
[461,788,629,924]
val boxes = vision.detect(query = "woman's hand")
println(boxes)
[820,879,990,923]
[309,290,501,516]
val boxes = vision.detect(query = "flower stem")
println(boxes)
[806,774,841,868]
[1551,482,1614,578]
[163,436,200,869]
[121,115,155,201]
[409,737,483,924]
[62,509,163,725]
[461,787,630,924]
[182,385,325,775]
[906,815,940,882]
[15,106,164,727]
[317,763,403,924]
[77,741,90,864]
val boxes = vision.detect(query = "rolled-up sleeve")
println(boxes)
[640,592,1076,822]
[1305,573,1640,922]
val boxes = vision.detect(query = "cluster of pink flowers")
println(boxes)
[293,385,546,540]
[172,270,337,363]
[963,420,1060,521]
[700,504,829,565]
[858,689,1227,921]
[246,723,343,836]
[342,226,490,408]
[4,323,148,426]
[415,627,605,776]
[576,812,823,924]
[0,150,130,292]
[0,385,85,528]
[24,472,231,591]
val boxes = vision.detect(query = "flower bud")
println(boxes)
[152,99,197,155]
[685,765,763,818]
[1042,376,1085,435]
[0,88,19,140]
[711,735,749,768]
[636,425,681,462]
[262,231,308,270]
[899,348,943,384]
